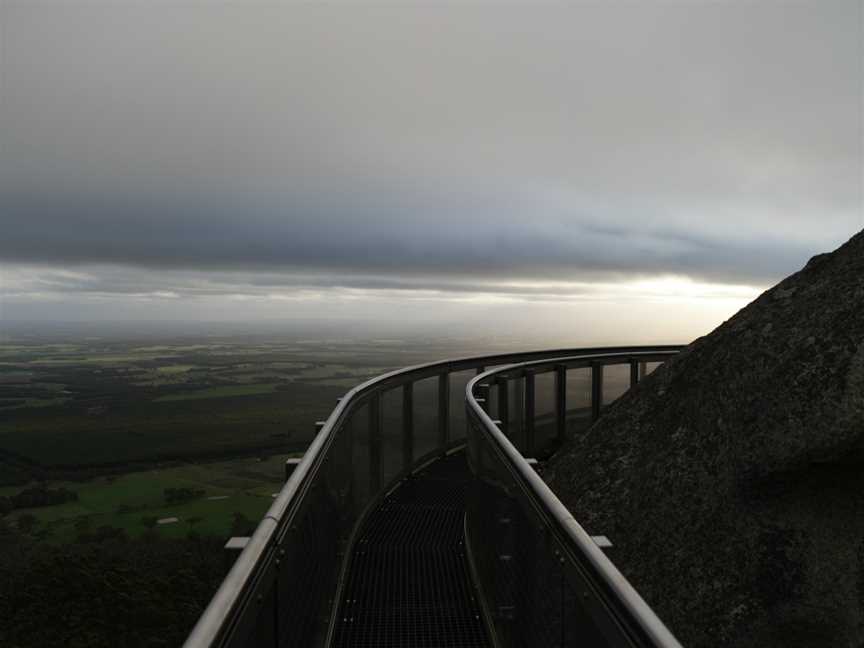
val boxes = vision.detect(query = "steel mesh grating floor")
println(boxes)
[332,453,491,648]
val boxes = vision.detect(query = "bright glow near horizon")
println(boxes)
[1,262,763,345]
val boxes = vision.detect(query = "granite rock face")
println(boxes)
[544,230,864,647]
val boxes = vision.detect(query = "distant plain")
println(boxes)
[0,335,460,542]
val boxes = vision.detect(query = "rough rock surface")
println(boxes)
[544,230,864,647]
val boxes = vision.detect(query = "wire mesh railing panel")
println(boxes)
[530,370,558,458]
[411,376,441,461]
[380,388,407,488]
[565,368,592,439]
[350,403,373,517]
[465,350,684,648]
[448,370,476,443]
[642,361,662,377]
[505,377,525,450]
[466,418,610,648]
[274,468,342,647]
[602,364,631,406]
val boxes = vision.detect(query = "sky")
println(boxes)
[0,1,862,344]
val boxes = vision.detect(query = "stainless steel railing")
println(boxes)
[465,350,684,648]
[183,345,683,648]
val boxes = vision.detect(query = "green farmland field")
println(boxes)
[154,382,280,402]
[1,455,294,543]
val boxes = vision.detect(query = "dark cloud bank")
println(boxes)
[0,2,861,308]
[0,189,831,287]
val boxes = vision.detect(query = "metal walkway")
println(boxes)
[332,454,491,648]
[183,346,685,648]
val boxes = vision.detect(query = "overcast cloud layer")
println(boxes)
[0,2,862,334]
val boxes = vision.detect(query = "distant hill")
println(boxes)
[545,229,864,647]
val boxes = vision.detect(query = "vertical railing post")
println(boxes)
[640,361,648,380]
[477,382,490,413]
[496,376,510,437]
[438,372,450,448]
[368,394,382,492]
[591,362,603,423]
[524,370,535,457]
[629,359,639,388]
[402,382,414,469]
[554,364,566,442]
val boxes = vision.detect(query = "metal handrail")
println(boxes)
[184,345,683,648]
[466,349,684,648]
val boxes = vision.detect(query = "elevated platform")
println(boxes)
[183,346,684,648]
